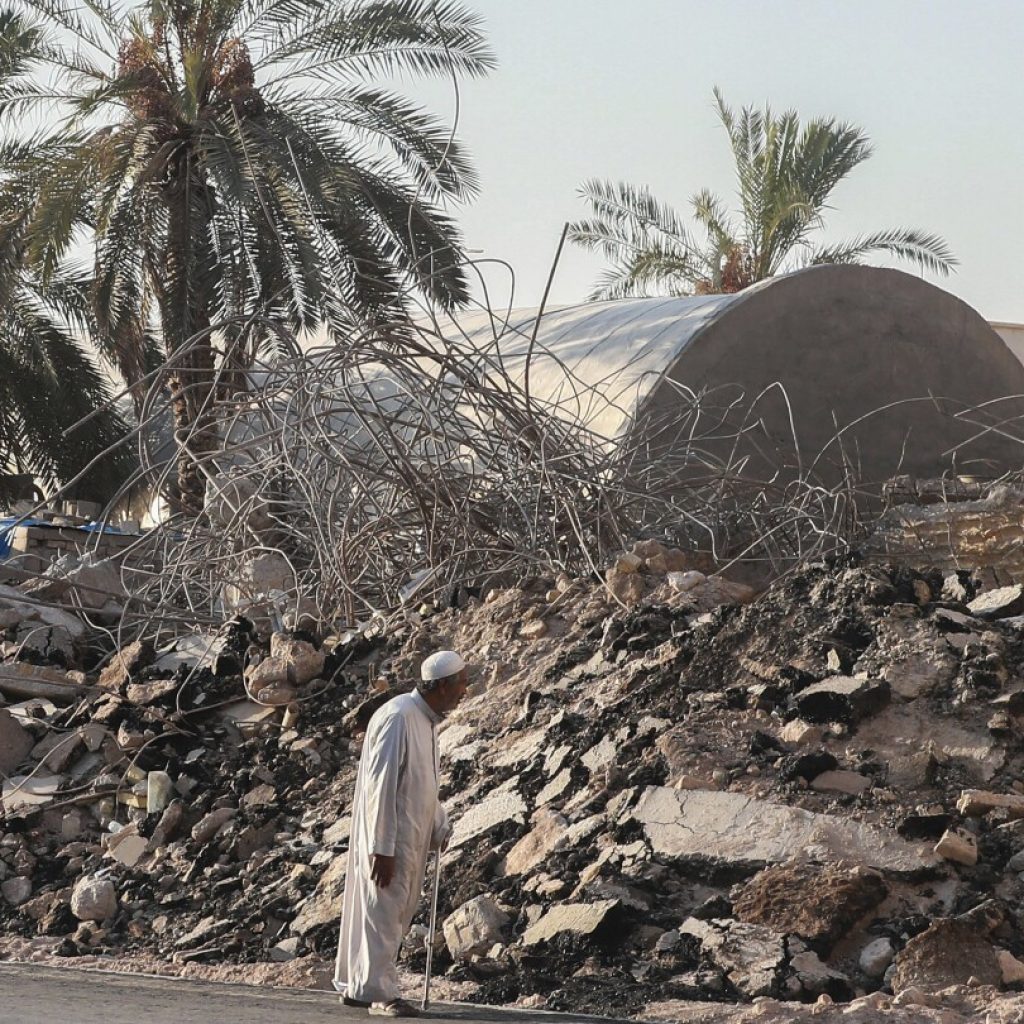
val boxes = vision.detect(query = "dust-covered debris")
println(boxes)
[6,545,1024,1020]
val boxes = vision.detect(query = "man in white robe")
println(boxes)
[334,650,468,1017]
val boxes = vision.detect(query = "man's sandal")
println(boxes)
[370,998,422,1017]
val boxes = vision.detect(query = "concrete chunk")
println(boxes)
[969,584,1024,620]
[633,786,937,875]
[521,899,619,946]
[934,828,978,866]
[957,789,1024,818]
[443,895,510,958]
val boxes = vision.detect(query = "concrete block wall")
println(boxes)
[863,490,1024,579]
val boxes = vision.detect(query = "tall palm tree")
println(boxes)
[569,88,956,300]
[0,0,493,511]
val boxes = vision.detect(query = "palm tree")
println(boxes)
[0,211,136,507]
[569,88,956,300]
[0,11,134,507]
[0,0,493,511]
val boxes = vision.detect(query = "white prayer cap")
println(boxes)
[420,650,465,682]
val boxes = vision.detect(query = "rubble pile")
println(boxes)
[5,542,1024,1020]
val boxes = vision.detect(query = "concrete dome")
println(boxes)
[449,265,1024,487]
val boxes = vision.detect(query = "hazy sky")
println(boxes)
[414,1,1024,321]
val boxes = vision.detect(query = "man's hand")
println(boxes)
[370,854,396,888]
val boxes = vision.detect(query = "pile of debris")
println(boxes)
[6,540,1024,1020]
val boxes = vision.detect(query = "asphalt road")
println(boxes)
[0,962,619,1024]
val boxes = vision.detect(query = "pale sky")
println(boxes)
[414,0,1024,321]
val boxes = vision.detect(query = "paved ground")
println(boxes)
[0,962,622,1024]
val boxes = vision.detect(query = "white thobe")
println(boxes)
[334,690,448,1003]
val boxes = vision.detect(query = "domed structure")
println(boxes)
[448,265,1024,488]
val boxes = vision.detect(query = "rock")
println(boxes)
[891,919,1000,993]
[1,877,32,906]
[98,639,154,691]
[70,876,117,922]
[934,828,978,866]
[290,854,347,936]
[605,567,645,606]
[778,719,822,745]
[0,708,33,775]
[794,676,890,725]
[969,584,1024,620]
[245,635,324,691]
[443,895,510,958]
[859,937,895,978]
[667,571,706,593]
[732,863,887,954]
[269,633,325,685]
[680,918,785,999]
[810,769,871,795]
[191,807,236,845]
[958,789,1024,819]
[270,937,300,962]
[1007,849,1024,873]
[502,808,568,875]
[519,619,548,640]
[615,553,643,574]
[789,949,852,999]
[30,730,82,773]
[21,553,125,612]
[633,786,937,875]
[998,949,1024,985]
[521,900,620,946]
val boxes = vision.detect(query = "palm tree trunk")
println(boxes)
[162,160,218,517]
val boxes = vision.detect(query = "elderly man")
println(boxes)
[334,650,468,1017]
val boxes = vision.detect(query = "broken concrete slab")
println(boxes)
[449,781,526,849]
[290,853,347,936]
[0,663,89,704]
[1,773,62,813]
[794,676,890,725]
[969,584,1024,620]
[679,917,785,999]
[521,899,620,946]
[632,786,938,874]
[501,807,568,876]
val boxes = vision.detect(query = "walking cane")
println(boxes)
[421,851,442,1011]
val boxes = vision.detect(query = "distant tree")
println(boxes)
[0,0,493,511]
[569,88,956,300]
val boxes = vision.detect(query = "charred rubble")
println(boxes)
[4,541,1024,1019]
